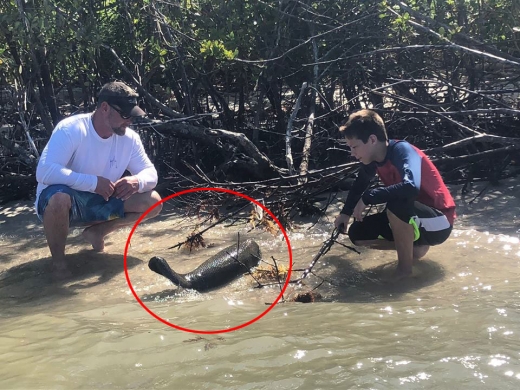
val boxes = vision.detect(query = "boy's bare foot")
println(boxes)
[381,265,413,283]
[413,245,430,263]
[82,227,105,252]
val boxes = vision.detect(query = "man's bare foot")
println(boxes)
[82,227,105,252]
[52,262,73,280]
[394,267,413,280]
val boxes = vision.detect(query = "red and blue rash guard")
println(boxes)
[341,140,456,225]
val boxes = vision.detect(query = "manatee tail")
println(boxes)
[148,256,192,289]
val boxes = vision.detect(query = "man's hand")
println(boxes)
[334,213,351,233]
[95,176,115,201]
[352,198,366,222]
[114,176,140,201]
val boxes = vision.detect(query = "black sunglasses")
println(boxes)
[108,103,133,120]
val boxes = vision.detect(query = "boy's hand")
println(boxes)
[334,214,350,233]
[352,199,366,221]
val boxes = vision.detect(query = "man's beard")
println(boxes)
[113,126,126,136]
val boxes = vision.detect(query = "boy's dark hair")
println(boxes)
[339,109,388,143]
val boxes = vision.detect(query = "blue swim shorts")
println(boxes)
[37,184,125,226]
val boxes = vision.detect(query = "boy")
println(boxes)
[334,109,455,278]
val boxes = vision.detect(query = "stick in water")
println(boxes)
[295,224,344,283]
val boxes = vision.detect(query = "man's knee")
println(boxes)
[147,191,163,217]
[125,190,162,216]
[46,192,72,213]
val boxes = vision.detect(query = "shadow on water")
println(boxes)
[304,255,446,303]
[0,251,142,310]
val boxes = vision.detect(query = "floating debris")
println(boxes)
[289,290,322,303]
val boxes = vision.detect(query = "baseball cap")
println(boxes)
[97,81,146,118]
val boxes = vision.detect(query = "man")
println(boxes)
[334,109,456,278]
[36,81,162,278]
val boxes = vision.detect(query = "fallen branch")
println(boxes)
[146,120,287,179]
[292,224,346,284]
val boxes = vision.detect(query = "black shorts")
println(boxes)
[348,200,452,246]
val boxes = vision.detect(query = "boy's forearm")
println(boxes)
[362,181,419,205]
[341,164,375,214]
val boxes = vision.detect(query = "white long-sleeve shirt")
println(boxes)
[36,113,158,206]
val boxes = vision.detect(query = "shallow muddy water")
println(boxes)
[1,181,520,389]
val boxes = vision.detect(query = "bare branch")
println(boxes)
[100,44,185,119]
[286,82,308,175]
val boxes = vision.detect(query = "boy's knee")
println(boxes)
[350,239,361,246]
[385,208,400,224]
[413,245,430,260]
[385,204,400,220]
[385,200,412,224]
[346,222,362,245]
